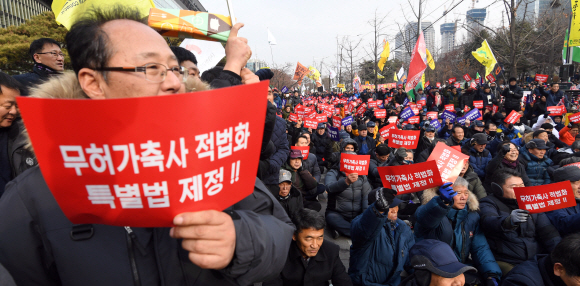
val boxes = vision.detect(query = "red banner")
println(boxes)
[289,113,298,122]
[408,116,420,124]
[427,142,469,183]
[427,112,438,120]
[306,111,316,119]
[436,82,441,88]
[374,109,387,118]
[304,119,318,129]
[445,104,455,112]
[464,105,470,113]
[470,81,476,89]
[340,153,370,175]
[504,110,522,124]
[569,112,580,123]
[492,105,499,113]
[388,130,420,149]
[515,181,576,214]
[463,74,472,81]
[454,83,461,88]
[535,74,549,83]
[356,105,367,116]
[486,74,496,83]
[368,101,377,108]
[473,100,483,109]
[17,81,269,227]
[448,77,456,83]
[316,114,327,123]
[290,146,309,160]
[377,161,443,195]
[379,123,397,139]
[547,106,566,115]
[388,116,398,123]
[332,116,342,128]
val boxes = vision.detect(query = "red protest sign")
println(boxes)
[332,116,342,128]
[379,123,397,140]
[504,110,522,124]
[454,83,461,88]
[547,106,566,115]
[304,119,318,129]
[377,161,443,195]
[388,130,420,149]
[448,77,457,83]
[356,105,367,116]
[289,113,298,122]
[486,74,496,83]
[388,116,398,123]
[470,81,476,89]
[291,146,310,160]
[340,153,370,175]
[569,112,580,123]
[492,105,499,113]
[535,74,549,83]
[427,112,438,120]
[17,81,269,227]
[464,105,470,113]
[417,99,426,106]
[306,111,316,119]
[485,106,493,112]
[368,101,377,108]
[323,109,333,118]
[316,114,327,123]
[473,100,483,109]
[427,142,469,183]
[408,116,420,124]
[445,104,455,112]
[463,74,472,81]
[374,109,387,118]
[515,181,576,214]
[436,82,441,88]
[376,100,383,105]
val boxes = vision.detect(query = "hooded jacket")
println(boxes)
[349,203,415,286]
[0,72,295,286]
[546,198,580,237]
[466,146,492,180]
[312,129,334,164]
[518,147,552,186]
[414,190,502,279]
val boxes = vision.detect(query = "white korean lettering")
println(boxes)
[86,185,116,208]
[61,145,89,176]
[142,181,169,208]
[114,184,143,208]
[85,144,115,175]
[140,141,165,172]
[234,122,250,152]
[166,137,189,169]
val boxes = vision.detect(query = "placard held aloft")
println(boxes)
[378,161,443,195]
[340,153,370,175]
[427,142,469,183]
[514,181,576,214]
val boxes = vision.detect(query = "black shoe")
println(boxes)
[331,230,340,239]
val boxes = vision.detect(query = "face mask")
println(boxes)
[488,131,497,136]
[404,160,413,165]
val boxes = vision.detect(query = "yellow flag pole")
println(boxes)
[226,0,236,25]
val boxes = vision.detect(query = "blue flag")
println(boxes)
[327,126,340,142]
[464,108,482,121]
[429,119,441,129]
[342,116,353,126]
[441,110,457,122]
[400,107,415,121]
[403,97,409,106]
[281,86,289,93]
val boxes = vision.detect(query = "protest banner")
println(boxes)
[290,146,309,160]
[377,161,443,195]
[323,109,333,118]
[535,74,549,83]
[427,142,469,183]
[464,108,482,122]
[376,100,383,105]
[281,86,288,93]
[316,114,327,123]
[368,101,377,108]
[485,106,493,112]
[441,110,457,122]
[412,107,420,115]
[448,77,457,83]
[306,112,316,119]
[379,123,397,140]
[340,153,370,175]
[417,99,426,107]
[342,116,353,126]
[473,100,483,109]
[463,105,470,113]
[470,82,477,89]
[492,105,499,113]
[514,181,576,214]
[463,74,472,81]
[429,119,441,129]
[486,74,496,83]
[454,83,461,88]
[504,110,522,124]
[17,80,269,227]
[427,111,438,120]
[304,119,318,129]
[388,116,398,124]
[388,130,420,149]
[327,126,340,142]
[356,105,367,117]
[289,113,298,122]
[547,106,566,116]
[436,82,441,88]
[408,116,420,124]
[444,104,455,112]
[400,107,416,121]
[332,116,342,128]
[374,109,387,118]
[569,112,580,123]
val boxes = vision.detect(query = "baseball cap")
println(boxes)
[527,138,550,150]
[409,239,477,278]
[279,170,292,184]
[474,120,484,127]
[367,121,376,128]
[317,123,326,129]
[425,126,436,132]
[289,149,303,159]
[472,133,488,145]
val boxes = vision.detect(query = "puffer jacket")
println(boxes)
[461,167,487,200]
[546,198,580,237]
[327,138,359,170]
[478,193,561,265]
[467,146,492,180]
[7,118,37,180]
[275,185,304,220]
[497,124,522,141]
[324,167,372,221]
[518,147,552,186]
[348,203,415,286]
[312,129,334,165]
[483,155,532,190]
[369,152,390,189]
[281,162,318,198]
[262,116,291,185]
[301,152,322,182]
[545,89,567,107]
[414,190,501,279]
[354,135,376,155]
[501,255,554,286]
[502,84,524,109]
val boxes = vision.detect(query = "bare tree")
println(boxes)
[340,36,363,90]
[362,9,390,87]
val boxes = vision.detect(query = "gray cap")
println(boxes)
[472,133,488,145]
[279,170,292,184]
[527,139,550,150]
[553,166,580,182]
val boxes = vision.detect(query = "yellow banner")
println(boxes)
[426,48,435,70]
[570,2,580,47]
[472,39,497,78]
[53,0,155,30]
[337,84,345,88]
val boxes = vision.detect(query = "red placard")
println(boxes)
[412,107,420,115]
[486,74,496,83]
[464,105,470,113]
[304,119,318,129]
[379,123,397,139]
[427,142,469,183]
[316,114,327,123]
[547,106,566,115]
[374,109,387,118]
[377,161,443,195]
[356,105,367,116]
[427,112,438,120]
[463,74,472,81]
[408,116,420,124]
[470,81,477,89]
[388,130,420,149]
[323,109,333,118]
[515,181,576,214]
[17,80,269,227]
[448,77,457,84]
[307,111,317,119]
[368,101,377,108]
[445,104,455,112]
[454,83,461,88]
[290,146,310,160]
[485,106,493,112]
[436,82,441,88]
[505,110,522,124]
[340,153,370,175]
[473,100,483,109]
[289,113,298,122]
[376,100,383,105]
[305,106,313,113]
[535,74,549,83]
[417,99,426,106]
[388,116,398,123]
[492,105,499,113]
[569,112,580,123]
[332,116,342,128]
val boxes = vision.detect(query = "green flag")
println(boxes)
[408,89,415,101]
[564,29,569,64]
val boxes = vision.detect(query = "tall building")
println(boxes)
[516,0,538,21]
[466,8,486,32]
[245,59,268,73]
[394,22,435,63]
[440,22,457,55]
[516,0,571,22]
[0,0,51,28]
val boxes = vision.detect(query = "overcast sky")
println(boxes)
[202,0,504,71]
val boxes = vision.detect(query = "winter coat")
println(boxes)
[467,146,492,180]
[324,168,372,221]
[348,203,415,286]
[263,116,291,185]
[546,198,580,237]
[273,94,283,109]
[518,147,552,186]
[497,124,522,141]
[263,240,352,286]
[354,135,376,156]
[501,254,565,286]
[445,135,467,147]
[502,85,524,109]
[274,185,304,220]
[415,134,436,157]
[478,194,561,265]
[459,90,475,110]
[12,63,55,96]
[0,71,295,286]
[558,126,575,146]
[414,191,501,279]
[483,155,532,190]
[281,162,318,199]
[301,152,322,182]
[545,89,567,107]
[369,152,390,189]
[312,130,334,164]
[461,167,487,200]
[0,118,37,196]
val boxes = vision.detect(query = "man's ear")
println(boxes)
[33,54,42,65]
[292,234,296,241]
[78,68,106,99]
[554,262,566,277]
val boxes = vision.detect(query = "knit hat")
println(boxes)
[554,166,580,182]
[376,144,391,156]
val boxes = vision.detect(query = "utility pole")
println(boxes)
[417,0,422,41]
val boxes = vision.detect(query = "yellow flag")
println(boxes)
[394,73,398,81]
[421,73,425,88]
[426,48,435,70]
[307,66,321,81]
[52,0,155,30]
[570,12,580,47]
[472,39,497,78]
[378,40,390,71]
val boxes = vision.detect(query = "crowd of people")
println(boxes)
[0,5,579,286]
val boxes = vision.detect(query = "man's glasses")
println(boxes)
[94,63,187,83]
[37,51,65,58]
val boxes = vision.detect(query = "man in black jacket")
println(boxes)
[263,208,352,286]
[13,38,64,96]
[502,77,524,115]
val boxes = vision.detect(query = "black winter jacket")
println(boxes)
[262,116,291,185]
[502,85,524,109]
[324,168,372,221]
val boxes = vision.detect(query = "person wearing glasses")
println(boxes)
[0,6,294,286]
[479,168,561,276]
[13,38,65,96]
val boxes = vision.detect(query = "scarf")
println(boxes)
[33,63,60,78]
[502,158,517,169]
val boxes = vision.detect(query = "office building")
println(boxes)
[440,22,456,55]
[0,0,51,28]
[394,22,435,63]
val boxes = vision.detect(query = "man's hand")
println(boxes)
[464,119,471,126]
[240,68,259,85]
[296,118,303,128]
[170,210,236,269]
[224,23,252,75]
[345,173,359,185]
